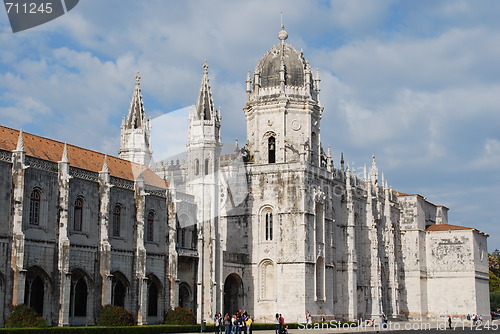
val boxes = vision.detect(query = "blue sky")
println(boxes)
[1,0,499,250]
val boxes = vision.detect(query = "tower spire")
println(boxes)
[118,72,153,167]
[196,62,216,121]
[126,71,146,129]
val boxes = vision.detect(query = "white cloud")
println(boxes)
[1,0,499,249]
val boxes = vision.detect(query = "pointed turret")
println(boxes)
[61,143,69,163]
[127,72,146,129]
[371,154,378,185]
[119,72,153,167]
[326,145,332,172]
[196,62,216,121]
[15,129,24,152]
[101,155,109,173]
[246,71,252,93]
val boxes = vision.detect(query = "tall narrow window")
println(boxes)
[268,137,276,163]
[113,205,121,237]
[24,275,44,316]
[147,280,158,317]
[194,159,199,176]
[74,197,83,231]
[146,211,154,242]
[316,257,325,300]
[205,158,209,175]
[70,277,88,317]
[112,279,125,307]
[265,212,273,241]
[29,189,41,225]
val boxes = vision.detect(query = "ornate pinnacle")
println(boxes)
[61,143,69,163]
[16,129,24,151]
[278,24,288,42]
[135,71,141,87]
[101,155,109,173]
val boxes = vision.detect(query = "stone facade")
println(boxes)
[158,26,490,323]
[0,26,490,327]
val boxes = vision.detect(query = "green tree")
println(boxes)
[489,250,500,311]
[489,250,500,277]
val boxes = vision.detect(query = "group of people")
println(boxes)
[466,314,483,325]
[214,311,253,334]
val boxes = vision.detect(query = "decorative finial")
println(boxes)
[61,143,69,163]
[203,61,209,72]
[102,155,109,173]
[16,129,24,151]
[235,138,240,153]
[135,71,141,86]
[371,154,378,184]
[278,14,288,43]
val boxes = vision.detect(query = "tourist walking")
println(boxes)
[214,313,222,334]
[245,315,253,334]
[279,314,285,333]
[275,313,280,334]
[224,314,231,334]
[381,313,388,329]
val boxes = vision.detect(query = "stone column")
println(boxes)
[134,174,147,325]
[384,186,398,316]
[366,179,382,317]
[10,131,27,307]
[345,168,357,320]
[98,156,112,305]
[167,187,179,309]
[57,143,72,326]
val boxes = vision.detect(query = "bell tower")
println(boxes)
[186,63,222,323]
[243,25,324,166]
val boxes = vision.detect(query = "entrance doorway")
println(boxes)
[223,273,243,315]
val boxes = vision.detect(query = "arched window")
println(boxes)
[260,260,275,300]
[311,132,317,165]
[176,221,185,247]
[316,257,325,300]
[315,203,324,244]
[112,205,121,237]
[24,275,44,316]
[191,225,198,249]
[74,197,83,231]
[112,278,126,307]
[147,279,158,317]
[194,159,199,176]
[70,277,88,317]
[178,282,192,311]
[268,136,276,164]
[146,211,154,242]
[265,212,273,241]
[29,189,41,225]
[204,158,209,175]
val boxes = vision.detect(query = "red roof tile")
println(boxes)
[0,125,167,189]
[426,223,473,232]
